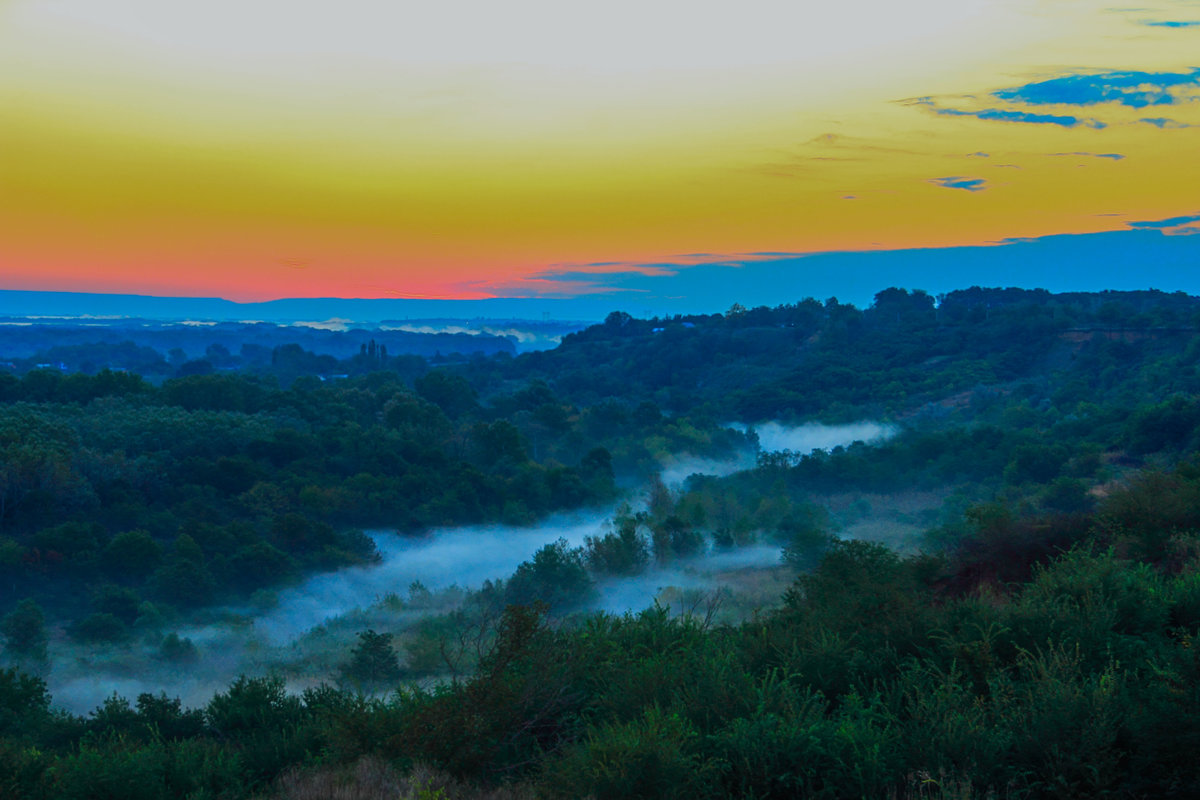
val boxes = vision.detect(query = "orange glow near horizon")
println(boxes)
[2,0,1199,301]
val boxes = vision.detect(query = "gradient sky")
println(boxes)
[1,0,1199,307]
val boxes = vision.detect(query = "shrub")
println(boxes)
[340,630,403,690]
[1,598,47,659]
[50,737,170,800]
[158,632,198,664]
[505,539,593,610]
[68,612,130,645]
[585,518,650,576]
[0,667,51,738]
[542,706,715,799]
[206,675,305,737]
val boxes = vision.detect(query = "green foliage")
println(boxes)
[1041,476,1094,514]
[0,366,617,624]
[584,514,650,575]
[650,515,704,562]
[15,508,1200,798]
[157,632,198,664]
[0,667,52,738]
[1126,395,1200,454]
[91,584,142,625]
[206,675,304,737]
[387,604,583,779]
[1097,469,1200,563]
[148,558,216,609]
[67,612,130,645]
[102,530,163,581]
[706,688,833,799]
[543,707,714,799]
[49,736,171,800]
[1,598,47,659]
[414,370,479,419]
[226,540,297,590]
[505,539,594,610]
[13,289,1200,796]
[1005,442,1069,484]
[340,630,402,690]
[778,508,835,571]
[472,420,529,467]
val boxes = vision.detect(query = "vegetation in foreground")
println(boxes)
[5,466,1200,797]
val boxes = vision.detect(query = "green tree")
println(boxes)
[102,530,163,581]
[0,667,51,737]
[415,370,479,419]
[340,629,402,689]
[68,613,129,645]
[158,632,198,664]
[506,538,594,610]
[0,598,47,659]
[586,514,650,575]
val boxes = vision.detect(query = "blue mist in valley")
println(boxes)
[44,421,892,713]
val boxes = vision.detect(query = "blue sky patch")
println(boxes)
[527,216,1200,316]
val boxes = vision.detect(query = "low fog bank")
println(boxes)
[591,544,788,616]
[234,512,611,647]
[44,513,787,714]
[660,420,896,489]
[659,454,757,487]
[43,422,899,714]
[379,322,579,352]
[42,511,612,712]
[740,421,896,453]
[49,654,247,716]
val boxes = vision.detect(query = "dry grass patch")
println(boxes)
[267,757,536,800]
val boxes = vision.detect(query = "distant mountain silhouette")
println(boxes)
[0,290,609,323]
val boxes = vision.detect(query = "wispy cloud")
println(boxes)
[929,176,988,192]
[1140,19,1200,27]
[994,68,1200,108]
[1127,213,1200,229]
[915,99,1105,128]
[1140,116,1193,128]
[1051,151,1126,160]
[915,67,1200,133]
[498,252,796,298]
[1127,212,1200,235]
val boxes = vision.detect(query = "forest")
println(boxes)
[4,285,1200,798]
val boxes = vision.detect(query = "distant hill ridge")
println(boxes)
[0,289,609,323]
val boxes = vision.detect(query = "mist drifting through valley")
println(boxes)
[45,420,893,713]
[661,420,895,487]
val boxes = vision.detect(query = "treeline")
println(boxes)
[461,287,1200,420]
[6,466,1200,797]
[10,287,1200,417]
[0,320,519,376]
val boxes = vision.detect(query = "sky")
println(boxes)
[1,0,1199,311]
